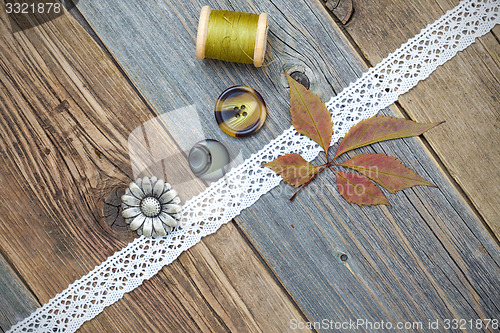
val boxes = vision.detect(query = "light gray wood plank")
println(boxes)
[0,252,39,332]
[75,0,500,330]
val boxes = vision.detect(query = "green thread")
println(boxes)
[205,10,259,64]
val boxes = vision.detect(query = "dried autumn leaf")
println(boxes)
[286,72,333,156]
[263,153,319,188]
[335,170,389,206]
[339,154,435,194]
[335,116,444,159]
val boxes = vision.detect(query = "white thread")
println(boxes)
[8,0,498,331]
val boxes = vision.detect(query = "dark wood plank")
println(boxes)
[0,1,310,332]
[336,0,500,237]
[0,252,39,332]
[74,0,500,329]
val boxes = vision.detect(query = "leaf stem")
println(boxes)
[290,164,328,202]
[323,159,339,168]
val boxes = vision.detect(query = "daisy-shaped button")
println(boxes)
[121,176,182,237]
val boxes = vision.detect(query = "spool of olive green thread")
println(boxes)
[196,6,269,67]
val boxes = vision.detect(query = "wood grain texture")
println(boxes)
[74,0,500,331]
[0,252,39,332]
[338,0,500,237]
[0,1,310,332]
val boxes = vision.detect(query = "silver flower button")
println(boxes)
[121,176,182,237]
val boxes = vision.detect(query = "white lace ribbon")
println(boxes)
[9,0,498,331]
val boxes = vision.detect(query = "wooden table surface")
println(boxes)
[0,0,499,332]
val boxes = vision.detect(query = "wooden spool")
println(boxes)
[196,6,269,67]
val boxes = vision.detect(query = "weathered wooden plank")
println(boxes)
[0,252,39,332]
[336,0,500,237]
[0,2,310,332]
[74,0,500,329]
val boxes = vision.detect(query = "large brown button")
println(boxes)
[214,86,267,137]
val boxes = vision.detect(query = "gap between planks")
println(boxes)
[0,1,313,331]
[63,1,310,320]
